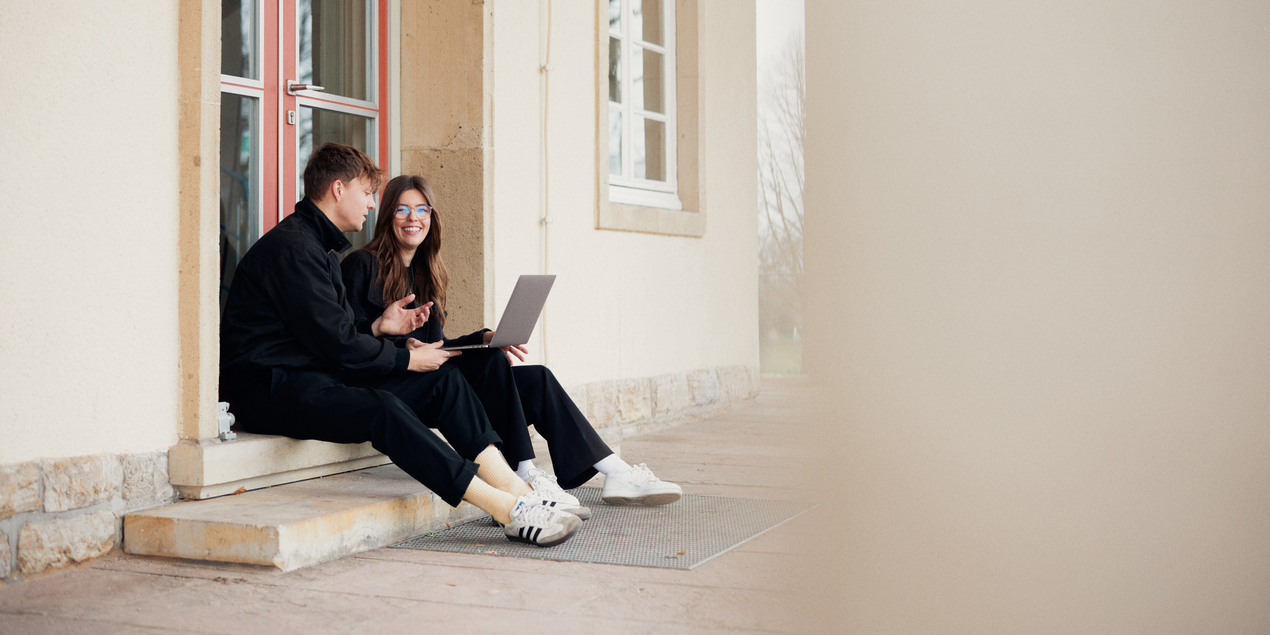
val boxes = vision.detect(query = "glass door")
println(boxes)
[219,0,269,308]
[219,0,389,309]
[293,0,384,251]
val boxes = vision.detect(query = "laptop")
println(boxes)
[442,275,555,350]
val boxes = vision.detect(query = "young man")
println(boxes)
[219,142,581,546]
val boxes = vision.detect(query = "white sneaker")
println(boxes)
[524,468,591,520]
[501,495,581,547]
[600,463,682,506]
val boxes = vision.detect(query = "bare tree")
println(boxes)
[758,35,805,371]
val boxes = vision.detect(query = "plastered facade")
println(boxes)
[0,2,183,465]
[487,0,759,387]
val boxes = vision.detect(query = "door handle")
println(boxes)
[286,80,325,96]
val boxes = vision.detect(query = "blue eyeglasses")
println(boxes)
[394,205,433,219]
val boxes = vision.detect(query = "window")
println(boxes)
[219,0,389,309]
[220,0,264,309]
[598,0,703,237]
[607,0,678,210]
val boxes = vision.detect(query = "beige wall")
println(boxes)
[805,0,1270,631]
[0,3,182,464]
[489,0,759,386]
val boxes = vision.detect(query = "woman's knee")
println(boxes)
[474,348,510,372]
[512,364,554,389]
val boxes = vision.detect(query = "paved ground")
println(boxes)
[0,377,818,634]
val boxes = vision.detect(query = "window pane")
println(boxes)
[632,0,662,46]
[221,0,258,79]
[641,48,664,114]
[219,93,259,311]
[609,109,623,176]
[631,45,664,114]
[298,107,376,250]
[608,37,622,104]
[633,116,665,182]
[609,0,620,32]
[298,0,369,101]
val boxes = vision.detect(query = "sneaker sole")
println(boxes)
[601,491,682,506]
[504,514,581,548]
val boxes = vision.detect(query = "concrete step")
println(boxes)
[123,464,487,572]
[123,436,600,572]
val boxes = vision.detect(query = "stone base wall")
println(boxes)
[0,452,176,582]
[566,364,761,447]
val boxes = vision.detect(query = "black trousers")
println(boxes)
[448,349,613,489]
[223,363,501,507]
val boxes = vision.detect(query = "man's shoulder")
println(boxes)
[243,217,322,265]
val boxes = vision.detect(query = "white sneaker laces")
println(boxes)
[513,500,562,527]
[526,468,562,491]
[628,463,659,485]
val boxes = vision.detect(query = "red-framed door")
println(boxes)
[266,0,389,232]
[219,0,389,253]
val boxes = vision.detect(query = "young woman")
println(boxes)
[341,175,681,515]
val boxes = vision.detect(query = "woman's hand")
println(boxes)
[483,331,528,365]
[373,295,431,337]
[406,339,460,372]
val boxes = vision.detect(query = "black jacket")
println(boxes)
[220,199,410,381]
[339,249,488,348]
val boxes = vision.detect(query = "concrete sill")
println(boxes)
[168,433,390,500]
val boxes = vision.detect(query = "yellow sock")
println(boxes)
[462,477,518,524]
[475,445,533,497]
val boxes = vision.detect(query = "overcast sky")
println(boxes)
[755,0,804,146]
[756,0,804,81]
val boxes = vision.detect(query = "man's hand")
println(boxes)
[483,331,528,365]
[373,295,431,337]
[407,339,460,372]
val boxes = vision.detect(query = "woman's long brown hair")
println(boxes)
[360,175,449,324]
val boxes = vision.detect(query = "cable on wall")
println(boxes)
[538,0,554,366]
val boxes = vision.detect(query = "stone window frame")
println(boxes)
[596,0,705,237]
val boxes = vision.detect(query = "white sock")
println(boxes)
[593,454,632,475]
[515,460,536,481]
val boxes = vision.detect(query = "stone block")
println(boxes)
[687,369,720,406]
[651,373,691,416]
[0,462,41,520]
[618,378,652,423]
[718,365,760,403]
[41,455,122,513]
[18,511,119,575]
[122,452,176,504]
[0,532,10,579]
[585,380,620,428]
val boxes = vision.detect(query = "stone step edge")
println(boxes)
[122,468,487,572]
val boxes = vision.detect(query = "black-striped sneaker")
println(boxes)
[501,495,581,547]
[525,468,591,520]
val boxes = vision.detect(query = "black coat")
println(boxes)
[339,249,488,349]
[220,199,410,381]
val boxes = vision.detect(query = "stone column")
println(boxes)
[177,0,221,442]
[399,0,495,334]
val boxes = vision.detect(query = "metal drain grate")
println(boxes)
[390,487,813,570]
